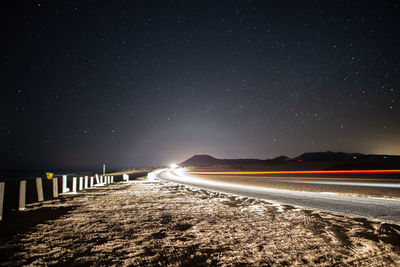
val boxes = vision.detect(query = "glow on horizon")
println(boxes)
[169,163,178,169]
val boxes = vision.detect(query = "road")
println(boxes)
[152,169,400,223]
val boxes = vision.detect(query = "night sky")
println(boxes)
[2,1,400,170]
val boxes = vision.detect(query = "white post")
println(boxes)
[111,176,114,183]
[84,176,88,188]
[36,177,44,202]
[123,174,129,181]
[79,177,83,191]
[107,176,110,184]
[95,174,100,184]
[0,182,5,221]
[100,175,103,184]
[62,175,69,193]
[90,176,94,187]
[72,177,77,193]
[19,180,26,211]
[53,178,58,198]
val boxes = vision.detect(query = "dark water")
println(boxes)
[0,169,117,182]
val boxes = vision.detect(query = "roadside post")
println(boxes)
[0,182,4,221]
[36,177,44,202]
[19,180,26,211]
[79,177,83,191]
[53,177,58,198]
[62,175,69,193]
[72,177,77,193]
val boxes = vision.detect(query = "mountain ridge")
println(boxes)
[179,151,400,170]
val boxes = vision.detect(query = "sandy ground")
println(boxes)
[1,176,400,266]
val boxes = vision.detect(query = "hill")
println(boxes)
[179,152,400,171]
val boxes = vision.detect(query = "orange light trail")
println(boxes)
[187,169,400,175]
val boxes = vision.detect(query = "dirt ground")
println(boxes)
[1,176,400,266]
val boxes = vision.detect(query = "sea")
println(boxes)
[0,169,118,182]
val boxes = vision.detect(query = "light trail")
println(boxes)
[187,169,400,175]
[279,180,400,188]
[164,168,400,189]
[151,168,400,222]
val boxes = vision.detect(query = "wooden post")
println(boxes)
[0,182,4,221]
[53,178,58,198]
[90,176,94,187]
[19,180,26,211]
[79,177,83,191]
[72,177,77,193]
[62,175,69,193]
[36,177,44,202]
[84,176,88,189]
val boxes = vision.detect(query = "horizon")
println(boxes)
[1,149,400,172]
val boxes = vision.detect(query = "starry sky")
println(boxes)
[2,1,400,170]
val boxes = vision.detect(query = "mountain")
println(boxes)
[179,155,265,167]
[179,152,400,170]
[271,155,290,162]
[179,155,219,167]
[293,151,361,162]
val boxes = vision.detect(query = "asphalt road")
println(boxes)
[154,169,400,223]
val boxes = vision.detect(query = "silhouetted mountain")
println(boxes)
[293,151,400,162]
[179,155,264,167]
[293,151,361,162]
[179,151,400,170]
[271,155,290,161]
[180,155,219,167]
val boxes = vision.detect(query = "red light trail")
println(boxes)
[187,170,400,175]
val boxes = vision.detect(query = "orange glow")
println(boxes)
[187,170,400,175]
